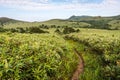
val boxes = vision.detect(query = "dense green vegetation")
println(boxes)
[65,29,120,80]
[0,26,48,33]
[66,40,104,80]
[0,33,79,79]
[0,15,120,80]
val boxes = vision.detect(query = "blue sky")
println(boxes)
[0,0,120,21]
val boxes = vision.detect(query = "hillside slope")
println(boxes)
[0,17,26,27]
[41,19,91,27]
[68,15,120,29]
[1,15,120,29]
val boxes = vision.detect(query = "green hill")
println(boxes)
[1,15,120,30]
[68,15,92,21]
[108,20,120,29]
[0,17,23,27]
[68,15,120,21]
[2,18,91,28]
[68,15,120,29]
[41,19,91,27]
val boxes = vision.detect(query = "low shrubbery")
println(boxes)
[54,27,80,34]
[0,26,49,33]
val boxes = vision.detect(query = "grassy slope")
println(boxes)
[68,15,120,29]
[3,22,41,28]
[108,20,120,29]
[1,15,120,29]
[69,15,113,21]
[3,19,90,29]
[0,17,23,27]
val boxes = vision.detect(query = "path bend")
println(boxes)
[71,48,84,80]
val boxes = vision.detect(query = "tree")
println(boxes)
[63,27,76,34]
[28,27,48,33]
[76,29,80,32]
[55,28,62,34]
[17,27,26,33]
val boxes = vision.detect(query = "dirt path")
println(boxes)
[71,48,84,80]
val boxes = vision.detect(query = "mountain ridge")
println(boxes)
[0,15,120,30]
[0,15,120,22]
[0,17,26,27]
[68,15,120,21]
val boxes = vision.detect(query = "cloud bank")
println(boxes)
[0,0,120,12]
[0,0,120,21]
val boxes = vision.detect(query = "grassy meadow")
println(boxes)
[65,28,120,80]
[0,16,120,80]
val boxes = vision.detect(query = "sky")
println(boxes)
[0,0,120,21]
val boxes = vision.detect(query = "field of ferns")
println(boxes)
[65,28,120,80]
[0,33,79,80]
[0,28,120,80]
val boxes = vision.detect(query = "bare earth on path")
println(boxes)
[71,48,84,80]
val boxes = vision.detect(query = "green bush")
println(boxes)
[63,27,76,34]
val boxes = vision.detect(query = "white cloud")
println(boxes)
[0,0,54,10]
[0,0,120,21]
[64,0,120,13]
[0,0,120,14]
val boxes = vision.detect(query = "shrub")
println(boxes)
[28,27,48,33]
[54,28,62,34]
[63,27,76,34]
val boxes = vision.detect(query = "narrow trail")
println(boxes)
[65,39,102,80]
[71,48,84,80]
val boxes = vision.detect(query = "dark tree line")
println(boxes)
[55,27,80,34]
[63,27,80,34]
[81,20,112,29]
[0,26,49,33]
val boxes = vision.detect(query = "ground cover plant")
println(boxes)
[65,28,120,80]
[0,33,79,80]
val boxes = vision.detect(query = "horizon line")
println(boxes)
[0,14,120,22]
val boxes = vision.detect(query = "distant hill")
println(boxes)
[68,15,120,22]
[0,15,120,30]
[110,15,120,20]
[68,15,120,29]
[0,17,24,27]
[68,15,116,21]
[41,19,91,28]
[68,15,92,21]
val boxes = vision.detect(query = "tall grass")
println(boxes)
[0,33,79,80]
